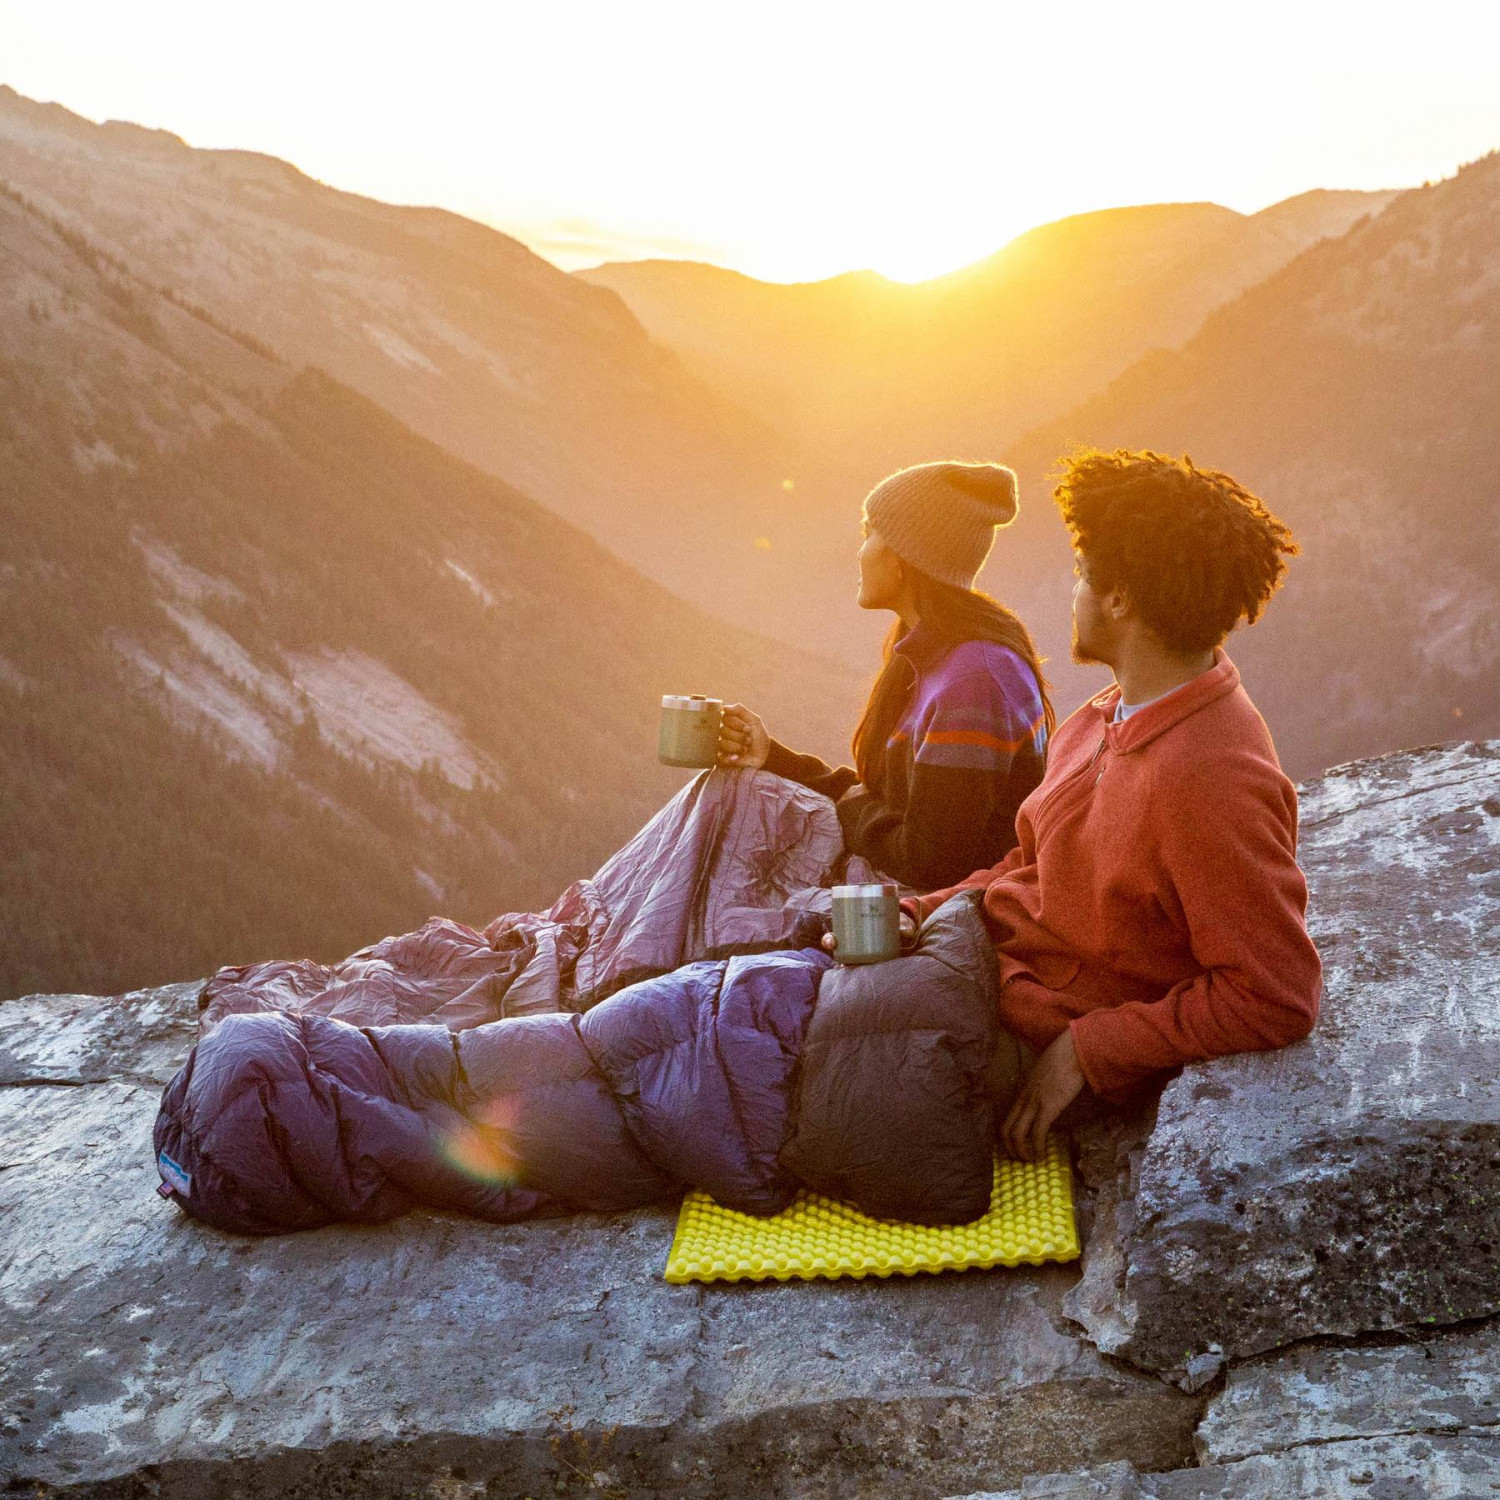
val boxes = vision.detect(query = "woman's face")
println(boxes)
[857,523,905,611]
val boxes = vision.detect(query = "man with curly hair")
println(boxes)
[881,449,1323,1159]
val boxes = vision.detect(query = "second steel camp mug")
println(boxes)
[658,694,723,768]
[830,882,901,965]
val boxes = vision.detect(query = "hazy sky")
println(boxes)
[8,0,1500,282]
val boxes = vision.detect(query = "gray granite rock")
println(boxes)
[0,987,1198,1498]
[1065,740,1500,1378]
[7,738,1499,1496]
[944,1459,1145,1498]
[0,979,203,1088]
[1153,1433,1500,1497]
[1198,1322,1500,1463]
[952,1319,1500,1498]
[950,1435,1500,1499]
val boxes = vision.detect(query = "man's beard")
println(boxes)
[1070,623,1105,667]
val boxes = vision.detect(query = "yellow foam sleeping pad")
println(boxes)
[664,1137,1078,1285]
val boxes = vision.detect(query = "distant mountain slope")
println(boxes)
[580,190,1399,470]
[0,85,828,622]
[0,87,1406,681]
[993,154,1500,778]
[0,185,860,1001]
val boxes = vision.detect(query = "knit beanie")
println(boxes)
[862,460,1019,591]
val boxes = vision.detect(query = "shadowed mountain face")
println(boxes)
[994,152,1500,778]
[580,191,1398,474]
[0,85,838,630]
[0,186,861,1001]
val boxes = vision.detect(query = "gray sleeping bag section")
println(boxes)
[784,906,1002,1224]
[153,896,1000,1236]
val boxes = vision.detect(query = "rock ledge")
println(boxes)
[3,739,1498,1497]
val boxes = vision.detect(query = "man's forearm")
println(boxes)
[903,848,1019,925]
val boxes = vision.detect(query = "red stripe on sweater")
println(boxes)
[920,712,1044,755]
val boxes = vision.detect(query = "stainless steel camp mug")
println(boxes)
[658,694,723,768]
[830,882,901,965]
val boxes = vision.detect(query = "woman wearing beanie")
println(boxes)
[718,460,1054,890]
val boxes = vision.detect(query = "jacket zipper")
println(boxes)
[1033,731,1108,824]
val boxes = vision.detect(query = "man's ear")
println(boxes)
[1105,585,1131,622]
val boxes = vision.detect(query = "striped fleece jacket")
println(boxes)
[764,622,1048,889]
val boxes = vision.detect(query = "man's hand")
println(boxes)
[821,911,917,955]
[1001,1030,1085,1162]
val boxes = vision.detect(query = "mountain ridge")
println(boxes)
[0,181,860,1001]
[0,83,832,630]
[578,186,1400,472]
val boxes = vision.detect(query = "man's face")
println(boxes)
[1070,552,1115,666]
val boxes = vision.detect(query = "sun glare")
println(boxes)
[541,213,1035,287]
[864,239,1010,286]
[439,1098,522,1186]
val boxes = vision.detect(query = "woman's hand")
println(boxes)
[1001,1030,1085,1162]
[718,703,770,769]
[821,911,917,956]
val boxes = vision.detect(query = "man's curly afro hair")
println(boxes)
[1053,449,1300,655]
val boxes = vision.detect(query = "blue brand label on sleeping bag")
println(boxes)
[157,1150,191,1197]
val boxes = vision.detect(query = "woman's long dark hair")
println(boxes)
[851,568,1056,790]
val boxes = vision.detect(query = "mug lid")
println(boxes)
[660,694,722,711]
[832,883,899,899]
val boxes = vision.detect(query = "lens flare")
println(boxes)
[438,1097,521,1185]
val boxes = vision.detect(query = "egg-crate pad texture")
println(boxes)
[665,1139,1078,1284]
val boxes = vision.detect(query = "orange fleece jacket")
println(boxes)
[907,651,1322,1101]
